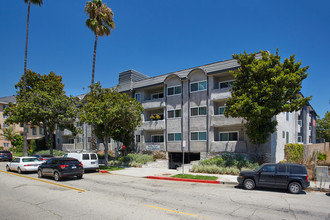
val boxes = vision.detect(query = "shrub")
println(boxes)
[317,153,327,161]
[285,143,304,163]
[33,150,66,156]
[152,151,167,160]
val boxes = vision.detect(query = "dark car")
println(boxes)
[237,163,310,194]
[33,154,54,161]
[0,150,12,161]
[38,157,84,181]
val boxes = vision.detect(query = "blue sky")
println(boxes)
[0,0,329,117]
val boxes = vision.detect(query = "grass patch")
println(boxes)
[99,165,124,171]
[171,174,218,181]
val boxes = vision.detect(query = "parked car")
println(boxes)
[37,157,83,181]
[33,154,54,161]
[64,152,99,171]
[237,163,310,194]
[0,150,13,161]
[6,157,43,173]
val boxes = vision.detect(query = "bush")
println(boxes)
[152,151,167,160]
[285,143,304,163]
[33,150,67,156]
[317,153,327,161]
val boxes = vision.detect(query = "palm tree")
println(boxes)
[22,0,43,156]
[85,0,115,85]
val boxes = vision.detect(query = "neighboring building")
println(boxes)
[0,96,44,149]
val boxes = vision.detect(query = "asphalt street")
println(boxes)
[0,162,329,220]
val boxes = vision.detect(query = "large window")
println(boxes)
[32,127,37,136]
[219,80,234,89]
[191,132,207,141]
[168,133,182,142]
[135,93,141,102]
[136,135,141,143]
[191,106,207,116]
[190,81,207,92]
[298,136,302,143]
[168,109,181,119]
[152,135,164,143]
[219,131,238,141]
[167,86,181,96]
[151,92,164,100]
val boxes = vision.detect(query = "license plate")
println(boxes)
[91,162,95,164]
[72,166,76,169]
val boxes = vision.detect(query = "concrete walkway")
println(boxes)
[107,167,330,191]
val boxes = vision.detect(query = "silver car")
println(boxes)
[6,157,43,174]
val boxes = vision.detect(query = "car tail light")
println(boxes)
[79,163,83,167]
[60,165,69,169]
[24,164,32,166]
[306,175,309,181]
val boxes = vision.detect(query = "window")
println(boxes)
[298,120,302,126]
[218,106,227,115]
[4,143,9,148]
[3,104,8,110]
[286,132,289,144]
[190,81,207,92]
[191,106,207,116]
[39,127,44,135]
[167,86,181,96]
[191,132,207,141]
[152,135,164,143]
[135,93,141,102]
[168,109,181,118]
[219,132,238,141]
[3,114,8,119]
[286,112,289,121]
[83,154,89,160]
[262,165,276,173]
[3,123,9,129]
[32,127,37,136]
[282,131,285,139]
[168,133,182,141]
[91,154,97,160]
[278,164,288,173]
[136,135,140,143]
[219,80,234,89]
[298,136,302,143]
[151,92,164,100]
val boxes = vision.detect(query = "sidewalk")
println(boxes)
[106,167,330,191]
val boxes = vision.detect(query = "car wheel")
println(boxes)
[6,165,10,172]
[288,182,302,194]
[243,178,255,190]
[77,174,83,179]
[37,169,43,178]
[18,167,22,174]
[54,172,61,181]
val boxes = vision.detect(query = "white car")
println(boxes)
[64,152,99,171]
[6,157,43,174]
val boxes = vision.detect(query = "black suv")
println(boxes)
[0,150,12,161]
[38,157,84,181]
[237,163,310,194]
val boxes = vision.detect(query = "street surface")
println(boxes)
[0,162,329,220]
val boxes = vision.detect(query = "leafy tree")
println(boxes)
[80,83,143,165]
[5,70,78,155]
[1,126,17,148]
[21,0,43,156]
[85,0,115,85]
[12,135,24,153]
[225,49,311,148]
[316,111,330,142]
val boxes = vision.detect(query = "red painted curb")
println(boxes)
[146,176,220,184]
[99,170,109,173]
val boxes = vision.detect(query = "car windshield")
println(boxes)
[22,158,41,162]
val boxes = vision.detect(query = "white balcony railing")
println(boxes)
[141,120,165,130]
[210,88,231,101]
[210,115,244,127]
[142,98,165,109]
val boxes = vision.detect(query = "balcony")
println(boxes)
[211,115,243,127]
[210,141,247,153]
[142,98,165,109]
[141,120,165,130]
[62,129,73,136]
[210,88,231,101]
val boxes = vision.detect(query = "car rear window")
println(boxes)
[83,154,89,160]
[0,151,11,154]
[290,165,307,174]
[91,154,97,160]
[278,164,288,173]
[60,160,80,165]
[22,158,41,162]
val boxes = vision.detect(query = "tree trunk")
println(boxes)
[49,131,54,156]
[91,34,98,85]
[22,1,31,157]
[103,137,109,166]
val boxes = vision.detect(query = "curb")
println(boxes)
[146,176,220,184]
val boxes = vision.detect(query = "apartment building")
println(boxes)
[0,96,44,149]
[114,56,317,164]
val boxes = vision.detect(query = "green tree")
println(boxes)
[5,70,78,155]
[225,49,311,148]
[1,126,17,148]
[22,0,43,156]
[80,83,143,165]
[85,0,115,85]
[316,111,330,142]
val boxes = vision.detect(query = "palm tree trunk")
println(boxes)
[23,0,31,157]
[91,34,98,85]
